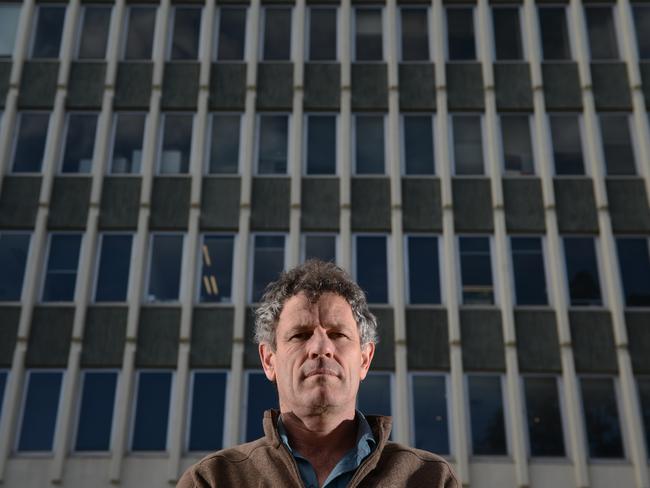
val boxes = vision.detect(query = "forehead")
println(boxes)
[277,292,356,327]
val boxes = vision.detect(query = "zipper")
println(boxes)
[278,440,308,488]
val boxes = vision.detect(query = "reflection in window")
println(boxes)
[580,377,624,458]
[245,371,278,442]
[406,236,440,304]
[199,235,234,303]
[538,7,571,60]
[17,371,63,451]
[188,371,227,451]
[585,6,618,60]
[42,234,82,302]
[31,5,66,58]
[124,6,156,60]
[401,8,429,61]
[355,115,384,174]
[306,115,336,175]
[446,7,475,60]
[523,376,565,456]
[452,115,483,175]
[110,113,145,174]
[468,375,507,455]
[500,114,534,175]
[77,6,111,59]
[355,8,382,61]
[95,234,133,302]
[599,114,636,175]
[411,374,448,454]
[309,7,337,61]
[170,7,201,60]
[637,377,650,454]
[459,236,493,305]
[511,237,547,305]
[358,373,391,416]
[403,115,434,175]
[633,5,650,60]
[147,234,183,302]
[12,112,50,173]
[492,7,523,61]
[549,115,584,175]
[356,235,388,304]
[615,238,650,306]
[159,114,193,174]
[0,232,30,301]
[209,114,240,174]
[258,115,288,174]
[75,371,117,451]
[563,237,602,306]
[0,5,21,57]
[263,7,291,61]
[131,371,173,451]
[303,234,336,263]
[216,8,246,61]
[251,235,285,302]
[61,113,98,173]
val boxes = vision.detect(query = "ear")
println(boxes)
[259,342,276,382]
[358,342,375,381]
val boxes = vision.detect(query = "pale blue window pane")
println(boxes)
[209,114,240,174]
[245,372,278,442]
[599,114,636,175]
[404,115,434,175]
[550,115,584,175]
[12,112,50,173]
[581,377,624,458]
[637,377,650,454]
[132,372,172,451]
[307,115,336,175]
[309,8,336,61]
[159,114,193,174]
[18,371,63,451]
[407,236,440,304]
[263,8,291,60]
[61,113,98,173]
[468,375,506,455]
[110,113,145,174]
[217,8,246,60]
[31,6,66,58]
[447,8,475,60]
[171,7,201,60]
[124,7,156,60]
[633,5,650,59]
[459,237,493,305]
[147,235,183,302]
[500,115,534,175]
[538,7,571,60]
[78,7,111,59]
[355,9,382,61]
[356,236,388,303]
[524,376,565,456]
[616,238,650,307]
[0,233,30,301]
[252,235,285,302]
[355,116,384,174]
[95,235,132,302]
[304,235,336,263]
[42,234,82,302]
[453,115,483,175]
[358,373,391,416]
[200,235,234,303]
[511,237,547,305]
[75,372,117,451]
[412,375,449,454]
[401,8,429,61]
[0,5,21,57]
[563,237,602,306]
[189,372,227,451]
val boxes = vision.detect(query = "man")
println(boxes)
[178,260,459,488]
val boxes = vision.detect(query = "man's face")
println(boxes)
[259,292,374,416]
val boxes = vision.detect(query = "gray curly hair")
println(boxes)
[254,259,378,350]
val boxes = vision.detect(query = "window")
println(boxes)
[0,5,21,57]
[308,7,337,61]
[580,377,624,458]
[585,6,618,60]
[523,376,565,456]
[549,114,584,175]
[110,112,146,174]
[306,114,336,175]
[406,235,440,304]
[169,6,201,60]
[251,235,286,302]
[538,7,571,60]
[492,7,523,61]
[245,371,278,442]
[263,7,291,61]
[0,232,30,301]
[468,375,507,455]
[131,371,173,451]
[411,374,449,455]
[452,114,483,175]
[355,235,388,304]
[446,7,475,61]
[159,113,193,174]
[188,371,227,451]
[511,237,547,306]
[633,5,650,59]
[42,234,82,302]
[147,234,183,303]
[74,371,118,451]
[60,113,98,173]
[77,6,111,59]
[17,371,63,451]
[459,236,494,305]
[403,115,434,175]
[31,5,66,58]
[123,6,156,60]
[355,8,383,61]
[257,114,288,174]
[615,238,650,307]
[355,115,385,174]
[637,377,650,453]
[401,8,429,61]
[563,237,602,306]
[216,8,246,61]
[11,112,50,173]
[94,234,133,302]
[208,114,241,174]
[358,373,392,417]
[599,114,636,175]
[199,235,234,303]
[303,234,336,263]
[0,370,6,421]
[500,114,534,175]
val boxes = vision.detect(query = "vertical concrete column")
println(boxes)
[339,0,352,273]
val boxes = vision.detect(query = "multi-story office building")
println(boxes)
[0,0,649,486]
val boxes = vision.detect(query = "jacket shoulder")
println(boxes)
[376,442,460,487]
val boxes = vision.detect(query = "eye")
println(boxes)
[328,332,347,340]
[290,332,311,341]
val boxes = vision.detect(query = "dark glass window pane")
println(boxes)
[0,233,30,301]
[599,114,636,175]
[412,375,449,454]
[171,7,201,60]
[633,5,650,60]
[356,9,382,61]
[61,113,98,173]
[468,375,506,455]
[124,7,156,60]
[0,5,21,57]
[12,112,50,173]
[524,377,565,456]
[459,237,494,305]
[492,7,523,60]
[407,236,440,304]
[258,115,288,174]
[252,235,285,302]
[95,235,132,302]
[200,235,234,303]
[306,115,336,175]
[453,115,483,175]
[263,8,291,61]
[616,238,650,306]
[355,115,384,174]
[78,7,111,59]
[209,114,240,174]
[0,371,6,421]
[304,235,336,263]
[42,234,82,302]
[585,7,618,60]
[160,114,193,174]
[309,8,336,61]
[245,372,278,442]
[500,114,534,175]
[511,237,547,305]
[110,113,145,174]
[75,372,117,451]
[188,372,227,451]
[550,115,584,175]
[147,235,183,302]
[403,115,434,175]
[637,377,650,454]
[32,6,66,58]
[538,7,571,60]
[401,8,429,61]
[18,371,63,451]
[447,8,475,60]
[581,377,624,458]
[563,237,602,306]
[358,373,391,416]
[132,372,172,451]
[217,8,246,60]
[356,236,388,304]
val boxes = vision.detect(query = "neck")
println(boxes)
[280,409,358,457]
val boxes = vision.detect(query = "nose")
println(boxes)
[307,326,334,359]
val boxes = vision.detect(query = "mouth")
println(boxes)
[304,368,339,378]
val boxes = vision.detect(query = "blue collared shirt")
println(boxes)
[277,412,377,488]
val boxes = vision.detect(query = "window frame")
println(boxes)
[615,236,650,308]
[404,233,443,305]
[0,230,32,303]
[490,5,526,62]
[185,369,229,453]
[352,6,386,62]
[144,232,185,304]
[259,6,293,62]
[92,232,134,304]
[29,4,67,60]
[498,112,537,177]
[356,371,395,423]
[205,111,243,175]
[408,371,452,455]
[40,232,83,303]
[353,233,391,305]
[248,233,288,304]
[107,111,147,175]
[352,113,387,175]
[305,6,339,62]
[508,235,551,307]
[121,5,157,61]
[74,4,113,60]
[255,113,290,176]
[301,232,338,264]
[398,6,432,62]
[213,6,248,62]
[10,110,51,174]
[597,112,639,177]
[241,369,279,443]
[561,235,606,308]
[456,235,497,306]
[537,5,573,61]
[449,113,486,177]
[166,5,203,61]
[156,112,195,175]
[303,112,338,176]
[445,5,477,62]
[0,4,22,59]
[584,4,621,61]
[58,111,100,174]
[196,232,237,304]
[400,113,436,176]
[548,112,588,177]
